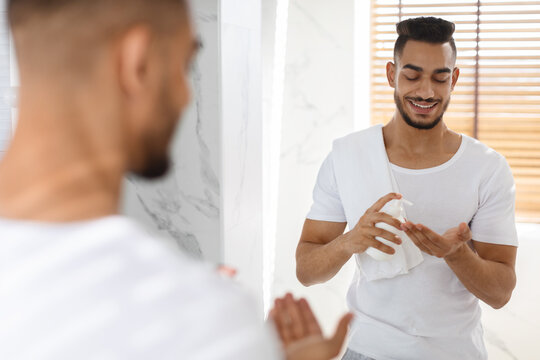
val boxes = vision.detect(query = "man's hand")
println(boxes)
[340,192,403,256]
[269,293,353,360]
[401,221,472,259]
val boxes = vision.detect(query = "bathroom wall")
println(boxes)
[120,0,266,312]
[121,0,221,263]
[0,4,11,160]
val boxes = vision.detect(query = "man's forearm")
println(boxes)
[296,234,352,286]
[445,244,516,309]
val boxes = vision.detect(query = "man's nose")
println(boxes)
[416,77,435,100]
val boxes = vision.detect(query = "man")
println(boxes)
[0,1,351,359]
[296,17,518,360]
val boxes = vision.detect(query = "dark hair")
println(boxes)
[394,17,456,62]
[7,0,188,32]
[8,0,189,73]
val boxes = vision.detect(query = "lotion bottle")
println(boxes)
[365,198,411,261]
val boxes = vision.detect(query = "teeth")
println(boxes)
[411,101,436,109]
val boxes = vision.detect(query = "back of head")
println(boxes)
[8,0,189,76]
[6,0,195,181]
[394,17,456,63]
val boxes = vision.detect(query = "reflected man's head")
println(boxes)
[387,17,460,130]
[8,0,200,179]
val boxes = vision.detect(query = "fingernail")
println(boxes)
[395,236,402,244]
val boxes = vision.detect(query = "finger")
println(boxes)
[284,293,305,340]
[458,222,472,242]
[327,313,354,357]
[275,297,294,345]
[270,299,286,344]
[367,238,396,255]
[297,298,322,336]
[414,224,444,250]
[401,222,433,254]
[367,192,402,213]
[366,227,402,245]
[371,212,403,231]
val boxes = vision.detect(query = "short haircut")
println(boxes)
[8,0,189,74]
[393,17,457,63]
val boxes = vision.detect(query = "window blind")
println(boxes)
[371,0,540,221]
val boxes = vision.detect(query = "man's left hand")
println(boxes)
[401,221,472,258]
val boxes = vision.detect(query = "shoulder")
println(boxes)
[85,218,279,358]
[332,124,383,149]
[461,135,512,177]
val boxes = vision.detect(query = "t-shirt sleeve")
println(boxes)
[470,155,518,246]
[306,152,347,222]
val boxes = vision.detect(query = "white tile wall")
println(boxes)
[0,9,11,156]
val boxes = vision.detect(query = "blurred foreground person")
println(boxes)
[0,1,350,359]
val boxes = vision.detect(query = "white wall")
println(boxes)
[122,0,222,263]
[221,0,264,314]
[121,0,266,313]
[0,6,11,158]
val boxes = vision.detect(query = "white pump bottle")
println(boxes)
[365,198,412,261]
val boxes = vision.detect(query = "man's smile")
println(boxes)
[407,99,439,115]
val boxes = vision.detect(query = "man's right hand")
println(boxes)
[269,293,353,360]
[338,192,404,256]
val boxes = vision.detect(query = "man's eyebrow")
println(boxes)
[434,67,452,74]
[402,64,423,72]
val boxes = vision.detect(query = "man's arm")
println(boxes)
[296,193,403,286]
[403,222,517,309]
[445,241,516,309]
[296,220,349,286]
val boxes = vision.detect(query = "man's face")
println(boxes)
[135,21,199,179]
[388,40,459,130]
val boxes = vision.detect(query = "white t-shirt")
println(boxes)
[0,216,283,360]
[307,133,518,360]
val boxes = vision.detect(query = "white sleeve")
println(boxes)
[306,152,347,222]
[470,155,518,246]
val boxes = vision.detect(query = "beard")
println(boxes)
[134,84,181,180]
[394,91,450,130]
[136,145,171,179]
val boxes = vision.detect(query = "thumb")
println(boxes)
[458,223,472,241]
[328,313,353,354]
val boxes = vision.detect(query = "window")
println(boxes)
[371,0,540,221]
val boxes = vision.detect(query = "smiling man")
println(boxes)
[296,17,518,360]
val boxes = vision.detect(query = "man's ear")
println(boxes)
[118,25,152,97]
[386,61,396,88]
[451,67,460,91]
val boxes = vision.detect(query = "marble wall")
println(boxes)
[121,0,265,312]
[0,6,11,159]
[122,0,221,263]
[220,0,264,313]
[481,223,540,360]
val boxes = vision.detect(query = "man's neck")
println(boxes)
[383,112,461,169]
[0,94,125,223]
